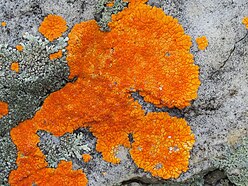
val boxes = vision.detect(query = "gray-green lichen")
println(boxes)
[0,133,17,186]
[0,32,68,82]
[94,0,128,31]
[37,128,95,168]
[212,136,248,186]
[0,33,69,135]
[0,33,69,185]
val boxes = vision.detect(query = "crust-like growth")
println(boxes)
[15,45,23,51]
[39,15,67,41]
[9,160,88,185]
[67,3,200,109]
[49,50,63,60]
[0,101,8,118]
[242,17,248,29]
[82,154,92,163]
[10,0,199,182]
[10,62,19,73]
[130,112,195,179]
[1,22,6,27]
[196,36,208,50]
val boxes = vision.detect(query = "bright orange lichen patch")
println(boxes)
[9,160,88,186]
[1,22,6,27]
[10,62,19,73]
[0,101,8,118]
[10,113,88,185]
[242,17,248,29]
[196,36,208,50]
[16,45,23,51]
[67,3,200,109]
[10,0,199,183]
[49,50,63,60]
[39,15,67,41]
[130,112,195,179]
[82,154,92,163]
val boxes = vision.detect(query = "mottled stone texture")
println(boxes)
[0,0,247,185]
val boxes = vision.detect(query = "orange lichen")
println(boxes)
[16,45,23,51]
[9,160,88,186]
[130,112,195,179]
[1,22,6,27]
[0,101,8,118]
[10,0,199,183]
[242,17,248,29]
[10,114,88,185]
[39,15,67,41]
[10,62,19,73]
[67,3,200,109]
[126,0,148,4]
[49,50,63,60]
[106,0,114,7]
[196,36,208,50]
[82,154,92,163]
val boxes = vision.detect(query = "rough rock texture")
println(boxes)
[0,0,247,185]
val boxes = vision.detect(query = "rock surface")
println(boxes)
[0,0,247,185]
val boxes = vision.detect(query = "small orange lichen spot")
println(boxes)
[39,14,67,41]
[106,0,114,7]
[16,45,23,51]
[82,154,92,163]
[1,22,6,27]
[10,62,19,73]
[196,36,208,50]
[0,101,8,118]
[242,17,248,29]
[49,50,63,60]
[106,2,114,7]
[126,0,148,4]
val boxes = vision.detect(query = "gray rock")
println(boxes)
[0,0,247,185]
